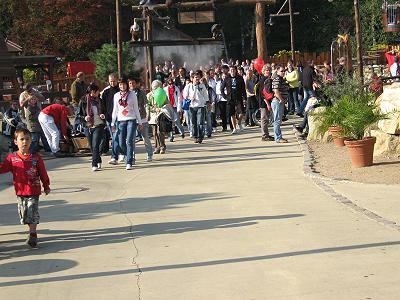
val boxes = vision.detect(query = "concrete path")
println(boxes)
[1,124,400,300]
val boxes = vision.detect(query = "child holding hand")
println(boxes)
[0,128,50,247]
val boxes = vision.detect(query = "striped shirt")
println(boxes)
[272,75,289,100]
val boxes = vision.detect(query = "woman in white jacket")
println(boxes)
[111,78,142,170]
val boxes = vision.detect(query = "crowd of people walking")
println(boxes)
[2,56,342,172]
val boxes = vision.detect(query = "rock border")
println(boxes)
[293,128,400,232]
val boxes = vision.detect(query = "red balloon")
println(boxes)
[253,57,265,73]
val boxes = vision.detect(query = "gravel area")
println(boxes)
[308,141,400,185]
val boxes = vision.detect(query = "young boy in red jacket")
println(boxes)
[0,128,50,247]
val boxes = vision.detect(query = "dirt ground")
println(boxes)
[308,141,400,185]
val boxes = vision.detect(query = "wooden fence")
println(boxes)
[267,51,331,66]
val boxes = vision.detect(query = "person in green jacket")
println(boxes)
[284,60,300,115]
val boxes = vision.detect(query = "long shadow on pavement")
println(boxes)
[0,214,304,262]
[1,239,399,287]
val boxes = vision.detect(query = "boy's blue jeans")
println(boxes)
[118,120,137,165]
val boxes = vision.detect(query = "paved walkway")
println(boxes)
[1,123,400,300]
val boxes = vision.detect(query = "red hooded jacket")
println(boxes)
[0,152,50,196]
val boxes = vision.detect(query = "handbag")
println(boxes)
[182,98,191,110]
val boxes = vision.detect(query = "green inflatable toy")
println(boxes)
[154,87,167,108]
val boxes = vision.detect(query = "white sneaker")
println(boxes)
[126,164,134,170]
[146,156,153,162]
[239,124,244,131]
[92,166,99,171]
[108,158,118,165]
[231,129,237,134]
[97,163,102,169]
[118,155,125,163]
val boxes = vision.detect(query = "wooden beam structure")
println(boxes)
[130,38,223,47]
[132,0,276,11]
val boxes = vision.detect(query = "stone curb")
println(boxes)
[293,127,400,232]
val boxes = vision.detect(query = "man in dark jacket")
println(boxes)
[298,60,316,117]
[100,73,120,155]
[221,65,246,134]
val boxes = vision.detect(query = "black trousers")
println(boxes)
[218,101,228,130]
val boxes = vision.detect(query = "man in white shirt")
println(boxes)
[187,70,209,144]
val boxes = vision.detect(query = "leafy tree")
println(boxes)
[89,42,137,81]
[3,0,112,60]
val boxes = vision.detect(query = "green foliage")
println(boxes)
[321,75,364,104]
[22,69,36,83]
[89,42,137,81]
[314,76,388,140]
[339,93,387,140]
[273,50,300,58]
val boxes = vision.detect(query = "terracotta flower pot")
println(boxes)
[328,126,345,147]
[344,137,376,168]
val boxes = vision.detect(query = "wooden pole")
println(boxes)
[255,2,267,60]
[146,12,154,84]
[116,0,123,78]
[354,0,363,82]
[289,0,295,61]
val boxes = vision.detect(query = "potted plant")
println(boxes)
[339,92,388,167]
[313,100,347,147]
[313,76,362,147]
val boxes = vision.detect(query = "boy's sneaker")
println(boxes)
[108,158,118,165]
[231,129,237,135]
[92,166,100,171]
[26,233,38,248]
[126,164,134,170]
[118,155,125,163]
[146,156,153,162]
[97,163,102,169]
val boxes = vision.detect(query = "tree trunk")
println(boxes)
[255,2,267,60]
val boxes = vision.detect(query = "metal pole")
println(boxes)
[116,0,123,78]
[289,0,295,61]
[354,0,363,82]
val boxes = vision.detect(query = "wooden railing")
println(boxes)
[267,51,331,66]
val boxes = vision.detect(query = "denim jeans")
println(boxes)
[172,107,184,136]
[206,110,213,136]
[118,120,137,165]
[287,87,300,113]
[183,109,192,135]
[30,132,40,153]
[271,98,284,141]
[108,121,120,160]
[300,111,309,130]
[299,89,314,114]
[88,126,104,167]
[141,122,153,157]
[191,107,206,140]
